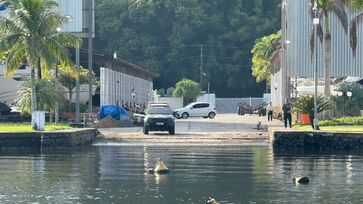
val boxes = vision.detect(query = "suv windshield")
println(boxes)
[147,106,172,115]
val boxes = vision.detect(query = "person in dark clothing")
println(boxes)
[282,98,292,128]
[267,102,273,121]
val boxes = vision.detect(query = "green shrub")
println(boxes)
[320,117,363,126]
[293,95,334,129]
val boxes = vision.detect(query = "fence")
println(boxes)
[215,98,264,114]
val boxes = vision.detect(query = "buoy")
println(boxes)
[206,197,220,204]
[147,159,170,174]
[293,176,309,184]
[154,159,170,174]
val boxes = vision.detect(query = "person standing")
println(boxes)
[282,98,292,128]
[267,102,274,121]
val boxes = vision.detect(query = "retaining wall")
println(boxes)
[0,132,41,150]
[0,129,97,150]
[270,130,363,151]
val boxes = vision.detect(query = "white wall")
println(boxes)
[157,97,183,110]
[100,67,153,106]
[271,69,283,107]
[0,64,26,103]
[57,0,83,33]
[197,94,216,106]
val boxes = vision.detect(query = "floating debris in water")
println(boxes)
[293,176,309,184]
[206,196,220,204]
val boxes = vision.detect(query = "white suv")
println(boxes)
[173,102,217,119]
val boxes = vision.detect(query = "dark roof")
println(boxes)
[103,55,159,81]
[71,49,159,81]
[0,102,11,113]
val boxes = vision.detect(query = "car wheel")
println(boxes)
[169,127,175,135]
[182,112,189,119]
[208,112,216,119]
[202,116,208,119]
[143,126,149,135]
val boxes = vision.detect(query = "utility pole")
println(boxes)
[200,44,203,87]
[88,0,93,115]
[312,1,319,130]
[76,47,80,123]
[55,64,59,124]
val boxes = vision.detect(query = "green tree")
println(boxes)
[0,51,6,63]
[293,95,334,129]
[251,30,281,83]
[16,78,65,115]
[59,66,89,100]
[173,78,202,104]
[335,82,363,116]
[0,0,80,126]
[95,0,280,97]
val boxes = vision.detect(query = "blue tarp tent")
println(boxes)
[99,105,129,120]
[0,3,7,11]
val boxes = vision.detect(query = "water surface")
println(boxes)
[0,143,362,203]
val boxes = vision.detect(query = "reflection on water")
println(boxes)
[0,143,362,203]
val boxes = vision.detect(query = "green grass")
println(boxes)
[294,125,363,132]
[0,123,71,132]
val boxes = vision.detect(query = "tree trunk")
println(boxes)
[69,89,73,101]
[309,114,314,129]
[324,33,331,96]
[49,111,53,123]
[38,58,42,79]
[323,33,332,119]
[31,68,37,113]
[309,114,320,130]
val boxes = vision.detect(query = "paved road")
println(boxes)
[174,114,283,132]
[97,114,284,144]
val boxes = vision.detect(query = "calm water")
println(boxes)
[0,143,363,204]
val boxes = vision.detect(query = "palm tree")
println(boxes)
[310,0,363,94]
[16,78,66,115]
[0,0,80,128]
[309,0,349,97]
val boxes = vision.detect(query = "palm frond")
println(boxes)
[0,0,81,74]
[5,43,27,76]
[293,95,334,115]
[310,27,315,59]
[350,13,363,56]
[328,1,348,34]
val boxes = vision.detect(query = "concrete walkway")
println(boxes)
[97,114,284,144]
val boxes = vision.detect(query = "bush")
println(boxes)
[60,100,88,113]
[293,95,334,129]
[334,82,363,116]
[319,117,363,126]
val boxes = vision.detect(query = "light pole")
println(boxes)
[337,91,343,116]
[202,72,210,102]
[347,91,352,116]
[332,90,338,117]
[312,2,320,130]
[88,0,94,115]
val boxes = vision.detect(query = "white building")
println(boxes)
[100,57,157,107]
[272,0,363,107]
[0,64,29,103]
